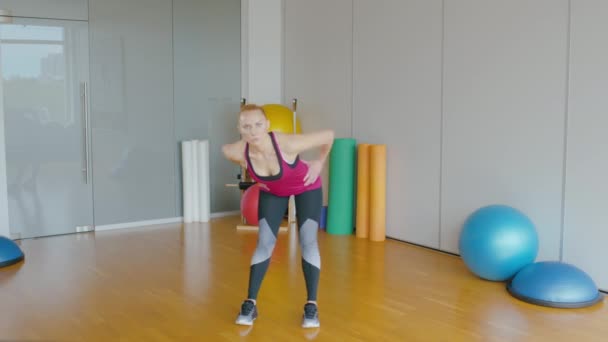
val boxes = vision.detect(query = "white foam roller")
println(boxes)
[197,140,210,222]
[182,141,194,223]
[181,139,211,223]
[192,140,200,222]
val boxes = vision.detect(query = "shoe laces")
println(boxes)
[241,300,255,315]
[304,303,317,319]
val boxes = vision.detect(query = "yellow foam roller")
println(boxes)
[369,144,387,242]
[356,144,371,239]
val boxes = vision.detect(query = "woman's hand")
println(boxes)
[303,160,323,186]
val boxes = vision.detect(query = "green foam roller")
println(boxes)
[326,138,356,235]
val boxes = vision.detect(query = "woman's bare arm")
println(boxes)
[278,130,334,163]
[222,140,246,168]
[277,130,335,185]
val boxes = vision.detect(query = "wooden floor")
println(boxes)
[1,216,606,341]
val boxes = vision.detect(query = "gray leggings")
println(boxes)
[247,187,322,301]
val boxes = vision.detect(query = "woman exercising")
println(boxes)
[222,104,334,328]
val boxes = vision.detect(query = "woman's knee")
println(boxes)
[251,223,278,264]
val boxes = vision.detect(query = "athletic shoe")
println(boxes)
[301,302,320,328]
[235,299,258,325]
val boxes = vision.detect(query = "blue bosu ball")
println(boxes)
[0,236,24,268]
[507,261,603,308]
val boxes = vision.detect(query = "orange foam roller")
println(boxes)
[356,144,371,239]
[369,144,387,242]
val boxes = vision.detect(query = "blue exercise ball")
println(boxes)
[0,236,24,268]
[459,205,538,281]
[507,261,603,308]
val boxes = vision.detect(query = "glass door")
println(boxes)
[0,16,93,239]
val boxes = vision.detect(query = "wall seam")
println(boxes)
[559,0,573,262]
[438,0,446,249]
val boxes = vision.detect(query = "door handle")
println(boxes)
[81,82,90,184]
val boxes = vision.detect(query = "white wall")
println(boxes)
[0,66,9,237]
[441,0,569,260]
[283,0,353,205]
[242,0,283,104]
[563,0,608,291]
[284,0,352,139]
[173,0,242,214]
[0,0,88,20]
[353,0,443,249]
[89,0,176,225]
[277,0,608,290]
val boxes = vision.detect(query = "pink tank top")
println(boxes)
[245,132,322,197]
